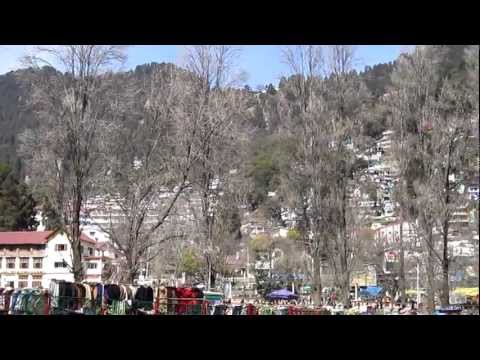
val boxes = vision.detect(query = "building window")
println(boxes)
[7,257,16,269]
[54,261,67,268]
[87,262,97,269]
[20,257,30,269]
[55,244,67,251]
[81,246,84,254]
[18,275,29,289]
[32,275,43,288]
[33,257,43,269]
[88,247,94,256]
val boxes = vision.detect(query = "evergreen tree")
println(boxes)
[41,196,63,230]
[0,163,38,230]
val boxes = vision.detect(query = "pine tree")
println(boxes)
[0,163,38,231]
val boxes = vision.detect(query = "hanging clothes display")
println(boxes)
[133,285,154,311]
[119,285,127,302]
[83,283,92,304]
[47,281,93,314]
[212,304,226,315]
[166,286,176,314]
[103,284,126,315]
[31,289,49,315]
[0,288,9,314]
[0,288,13,314]
[104,284,121,305]
[94,283,104,308]
[174,287,203,315]
[232,305,244,315]
[7,288,46,315]
[9,289,21,314]
[155,286,168,314]
[109,299,127,315]
[246,303,258,315]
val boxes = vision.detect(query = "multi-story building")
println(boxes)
[0,230,110,288]
[374,221,419,249]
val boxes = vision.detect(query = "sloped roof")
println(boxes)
[79,233,97,245]
[0,231,54,245]
[0,230,97,246]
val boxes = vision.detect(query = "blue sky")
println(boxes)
[126,45,406,88]
[1,45,408,88]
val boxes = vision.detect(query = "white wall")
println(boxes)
[42,232,75,287]
[84,258,102,283]
[81,225,110,243]
[0,231,105,289]
[375,222,418,247]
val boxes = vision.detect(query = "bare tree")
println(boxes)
[390,46,478,311]
[94,64,197,283]
[464,45,479,116]
[19,46,127,281]
[390,48,443,312]
[278,45,327,305]
[389,67,415,306]
[277,45,370,306]
[181,45,248,290]
[432,79,473,307]
[322,45,370,306]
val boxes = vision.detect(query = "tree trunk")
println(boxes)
[398,218,406,306]
[440,260,449,307]
[425,232,436,313]
[210,269,216,289]
[126,254,137,284]
[440,218,450,307]
[206,257,211,291]
[312,255,322,306]
[128,270,136,285]
[340,272,351,307]
[71,187,83,282]
[440,146,452,308]
[269,248,273,279]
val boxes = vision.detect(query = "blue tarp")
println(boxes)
[266,288,298,300]
[359,286,383,298]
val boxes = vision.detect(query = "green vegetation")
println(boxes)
[0,163,37,230]
[179,248,203,277]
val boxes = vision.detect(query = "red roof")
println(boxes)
[79,233,96,245]
[0,231,54,245]
[0,230,97,246]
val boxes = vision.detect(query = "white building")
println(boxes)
[467,184,479,201]
[374,222,419,249]
[449,240,475,258]
[376,130,394,151]
[0,230,109,289]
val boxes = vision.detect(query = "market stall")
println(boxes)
[266,288,298,301]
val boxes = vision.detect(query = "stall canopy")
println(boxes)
[359,286,383,298]
[453,288,479,297]
[203,291,224,302]
[266,288,298,300]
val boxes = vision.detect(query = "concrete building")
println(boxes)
[0,230,110,288]
[374,221,419,249]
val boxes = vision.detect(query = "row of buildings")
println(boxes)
[1,130,477,292]
[365,130,478,290]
